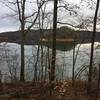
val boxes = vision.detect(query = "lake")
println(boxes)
[0,42,100,82]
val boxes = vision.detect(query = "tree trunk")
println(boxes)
[19,0,26,82]
[87,0,100,94]
[50,0,58,87]
[20,25,25,81]
[72,40,76,86]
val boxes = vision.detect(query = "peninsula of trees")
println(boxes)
[0,26,100,44]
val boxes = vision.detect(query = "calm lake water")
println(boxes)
[0,42,100,81]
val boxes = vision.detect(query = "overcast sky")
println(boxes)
[0,0,97,32]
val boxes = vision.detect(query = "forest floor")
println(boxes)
[0,80,100,100]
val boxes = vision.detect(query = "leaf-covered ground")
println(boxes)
[0,80,99,100]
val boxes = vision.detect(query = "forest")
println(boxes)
[0,0,100,100]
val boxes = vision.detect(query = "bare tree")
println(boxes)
[16,0,46,81]
[87,0,100,94]
[16,0,26,82]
